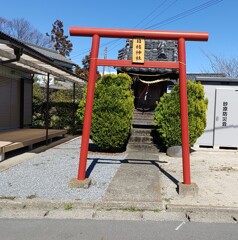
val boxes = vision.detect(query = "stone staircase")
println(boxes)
[126,110,160,156]
[132,110,154,127]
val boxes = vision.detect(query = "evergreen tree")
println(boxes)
[77,74,134,150]
[46,20,73,57]
[154,81,208,147]
[75,54,101,81]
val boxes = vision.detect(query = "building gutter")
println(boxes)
[1,46,23,64]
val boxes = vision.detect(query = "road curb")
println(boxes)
[166,204,238,213]
[2,199,238,214]
[1,199,238,223]
[96,201,163,211]
[1,199,238,212]
[0,199,163,211]
[165,204,238,223]
[0,199,96,210]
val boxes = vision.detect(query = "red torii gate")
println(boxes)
[69,27,208,188]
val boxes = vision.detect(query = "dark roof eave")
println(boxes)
[0,31,83,82]
[195,76,238,83]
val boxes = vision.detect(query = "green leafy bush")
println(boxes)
[32,81,83,133]
[48,102,78,131]
[77,73,134,150]
[32,102,78,132]
[154,80,208,147]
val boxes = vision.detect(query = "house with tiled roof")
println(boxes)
[0,31,84,160]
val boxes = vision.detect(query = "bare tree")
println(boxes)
[202,52,238,78]
[0,17,10,33]
[8,18,31,40]
[0,17,52,48]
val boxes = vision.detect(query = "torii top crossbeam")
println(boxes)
[70,27,208,41]
[69,26,208,187]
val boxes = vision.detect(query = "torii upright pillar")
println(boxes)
[69,27,208,193]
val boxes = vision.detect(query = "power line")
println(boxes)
[106,0,178,54]
[71,0,223,60]
[71,0,173,58]
[70,39,118,59]
[139,0,178,29]
[134,0,170,28]
[108,0,223,54]
[146,0,223,29]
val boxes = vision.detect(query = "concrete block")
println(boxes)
[178,182,198,197]
[69,178,92,189]
[0,153,5,161]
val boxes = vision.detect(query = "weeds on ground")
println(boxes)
[26,194,37,199]
[106,208,113,211]
[120,206,143,212]
[163,198,172,203]
[0,196,16,200]
[153,208,161,213]
[64,203,73,210]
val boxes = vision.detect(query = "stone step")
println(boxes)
[127,143,159,153]
[133,113,154,120]
[126,151,159,161]
[132,119,154,126]
[134,110,154,115]
[129,135,154,144]
[131,128,153,136]
[132,110,155,127]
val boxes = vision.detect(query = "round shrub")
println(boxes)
[154,80,208,148]
[77,73,134,150]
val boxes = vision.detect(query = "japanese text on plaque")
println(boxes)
[132,38,145,63]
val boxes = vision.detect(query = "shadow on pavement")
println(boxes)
[86,157,179,190]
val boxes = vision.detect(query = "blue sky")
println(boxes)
[1,0,237,73]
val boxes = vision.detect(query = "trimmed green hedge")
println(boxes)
[154,80,208,147]
[32,102,78,133]
[77,73,134,150]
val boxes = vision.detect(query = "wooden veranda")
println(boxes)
[0,128,67,161]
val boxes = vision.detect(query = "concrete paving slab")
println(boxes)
[103,161,161,204]
[126,152,160,161]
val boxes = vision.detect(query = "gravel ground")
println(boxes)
[0,137,126,201]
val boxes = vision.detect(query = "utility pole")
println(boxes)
[102,47,107,76]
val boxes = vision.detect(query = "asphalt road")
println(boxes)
[1,219,237,240]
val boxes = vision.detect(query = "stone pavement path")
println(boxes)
[103,159,162,209]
